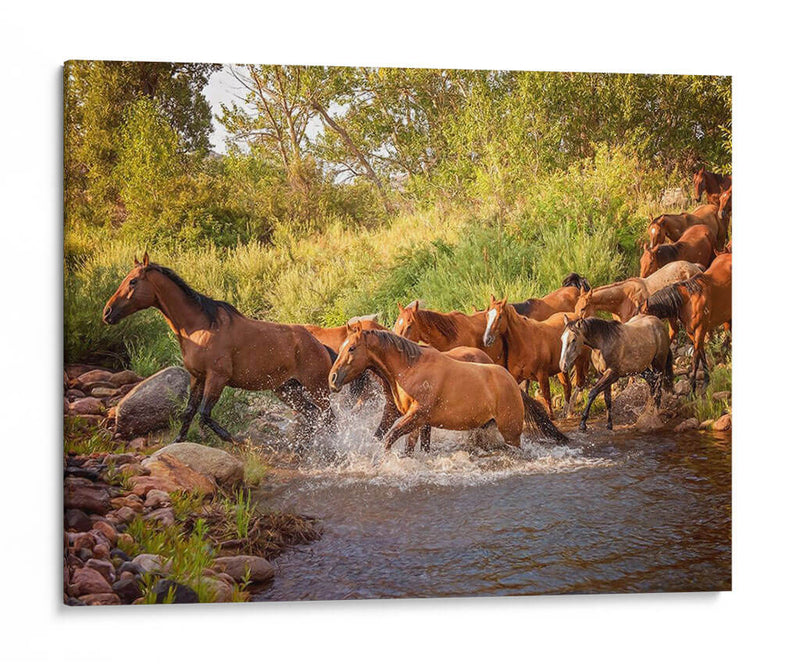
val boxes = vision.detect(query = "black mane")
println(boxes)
[654,242,681,263]
[572,317,623,346]
[562,272,591,291]
[147,264,242,325]
[415,307,460,340]
[645,274,707,319]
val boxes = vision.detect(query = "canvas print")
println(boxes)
[63,62,731,605]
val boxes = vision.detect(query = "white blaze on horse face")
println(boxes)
[484,308,498,345]
[560,328,572,370]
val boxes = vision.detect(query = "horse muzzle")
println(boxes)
[328,371,343,393]
[483,333,496,347]
[102,306,119,325]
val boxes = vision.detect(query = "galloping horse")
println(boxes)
[646,204,725,249]
[559,315,673,431]
[642,252,731,392]
[103,254,334,443]
[328,324,567,453]
[482,296,588,418]
[640,225,716,278]
[693,166,732,203]
[511,273,591,320]
[393,301,506,364]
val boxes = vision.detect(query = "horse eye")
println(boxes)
[348,346,354,353]
[130,278,138,286]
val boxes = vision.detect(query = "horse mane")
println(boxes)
[146,264,242,325]
[573,317,623,345]
[365,330,423,363]
[562,272,591,291]
[511,300,534,316]
[654,242,681,263]
[414,307,460,340]
[645,273,707,318]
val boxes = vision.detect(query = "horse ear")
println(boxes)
[397,301,404,313]
[490,294,496,304]
[133,255,140,266]
[500,296,508,307]
[142,251,150,267]
[563,313,570,327]
[411,300,419,312]
[352,320,363,335]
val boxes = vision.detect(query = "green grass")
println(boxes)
[64,418,128,456]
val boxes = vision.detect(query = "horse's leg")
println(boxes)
[172,375,203,444]
[603,385,613,430]
[580,369,618,431]
[420,425,432,453]
[668,318,680,344]
[276,379,321,425]
[556,372,572,418]
[381,405,425,452]
[198,371,235,444]
[404,429,420,456]
[537,372,554,419]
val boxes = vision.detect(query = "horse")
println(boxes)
[642,252,731,392]
[102,253,334,444]
[483,295,588,418]
[646,204,725,249]
[393,301,506,364]
[328,323,567,453]
[640,224,716,278]
[511,273,592,320]
[718,185,732,229]
[693,166,732,203]
[559,315,673,431]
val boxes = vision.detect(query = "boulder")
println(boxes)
[115,367,190,437]
[713,413,732,431]
[144,489,171,508]
[145,507,176,527]
[69,397,105,416]
[140,454,216,495]
[109,370,142,388]
[65,509,93,532]
[75,369,113,389]
[152,442,244,488]
[212,555,274,584]
[64,484,111,514]
[198,575,234,603]
[634,404,663,432]
[85,558,116,584]
[68,567,113,597]
[674,418,700,432]
[91,521,118,547]
[154,579,198,604]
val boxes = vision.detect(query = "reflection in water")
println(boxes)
[252,395,731,601]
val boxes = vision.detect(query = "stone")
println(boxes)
[115,367,190,436]
[674,418,700,432]
[152,442,244,488]
[112,577,142,604]
[713,413,732,431]
[140,454,216,495]
[130,475,182,497]
[112,506,137,524]
[198,575,234,603]
[109,370,142,387]
[92,521,118,546]
[132,554,171,575]
[69,397,105,416]
[119,561,144,576]
[117,533,134,549]
[75,369,113,389]
[105,453,138,466]
[64,484,111,514]
[89,385,119,398]
[144,489,171,508]
[212,555,275,584]
[674,379,692,396]
[66,389,86,400]
[68,567,113,597]
[154,579,198,604]
[634,404,663,432]
[85,558,116,584]
[76,548,93,562]
[128,437,148,451]
[712,391,731,403]
[110,548,130,562]
[64,597,85,607]
[69,531,96,550]
[65,509,93,532]
[145,507,176,527]
[79,593,121,606]
[111,494,144,512]
[93,543,110,560]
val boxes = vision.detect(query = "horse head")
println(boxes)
[639,245,659,278]
[692,166,706,202]
[102,252,156,325]
[574,288,594,319]
[483,295,508,347]
[559,315,586,374]
[329,320,368,393]
[393,300,421,340]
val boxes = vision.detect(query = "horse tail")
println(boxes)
[520,391,568,443]
[562,272,591,291]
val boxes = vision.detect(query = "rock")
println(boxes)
[212,555,275,584]
[128,437,148,452]
[117,532,134,549]
[144,489,171,508]
[75,369,113,389]
[140,454,216,495]
[92,521,118,546]
[152,442,244,488]
[132,554,171,575]
[66,389,86,400]
[145,507,176,527]
[111,494,144,512]
[91,386,119,399]
[119,561,145,576]
[93,543,110,559]
[115,367,190,436]
[712,391,731,403]
[130,475,182,497]
[111,506,137,524]
[109,370,142,387]
[76,548,94,562]
[110,548,130,562]
[85,558,116,584]
[198,575,234,602]
[674,379,692,396]
[69,397,105,416]
[68,567,113,597]
[79,593,121,606]
[64,484,111,514]
[112,577,142,604]
[154,579,198,604]
[713,413,732,431]
[634,404,663,432]
[65,509,93,532]
[674,418,700,432]
[64,597,85,606]
[69,531,96,550]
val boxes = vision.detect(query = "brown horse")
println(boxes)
[303,316,387,350]
[647,204,725,249]
[393,301,506,364]
[640,224,716,278]
[511,273,592,320]
[718,185,732,229]
[693,166,732,203]
[103,254,334,443]
[328,324,567,453]
[559,315,673,431]
[642,252,731,392]
[483,296,588,418]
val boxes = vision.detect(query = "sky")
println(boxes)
[202,66,243,153]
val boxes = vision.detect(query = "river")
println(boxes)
[252,399,731,601]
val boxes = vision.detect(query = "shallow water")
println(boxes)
[252,397,731,601]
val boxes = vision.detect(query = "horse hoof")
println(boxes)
[579,422,587,432]
[606,422,613,430]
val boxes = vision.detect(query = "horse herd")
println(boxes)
[101,167,732,455]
